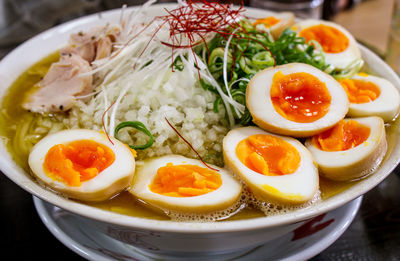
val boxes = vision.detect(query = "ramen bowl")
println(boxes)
[0,4,399,258]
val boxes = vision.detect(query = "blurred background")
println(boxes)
[0,0,399,260]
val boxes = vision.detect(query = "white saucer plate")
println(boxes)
[34,196,362,261]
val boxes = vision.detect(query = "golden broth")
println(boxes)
[1,53,399,221]
[0,52,61,170]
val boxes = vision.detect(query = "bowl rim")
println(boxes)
[1,3,399,234]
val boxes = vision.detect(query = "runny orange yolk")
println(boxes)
[312,120,371,151]
[339,79,381,104]
[270,71,331,123]
[253,16,281,27]
[299,24,349,53]
[236,134,301,176]
[43,140,115,187]
[149,164,222,197]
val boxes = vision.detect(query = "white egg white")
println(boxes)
[129,155,242,214]
[223,126,319,205]
[294,19,361,70]
[305,116,387,181]
[246,63,349,137]
[254,12,295,39]
[28,129,135,201]
[344,74,400,122]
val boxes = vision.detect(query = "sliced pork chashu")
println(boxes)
[22,25,120,114]
[67,25,120,63]
[22,53,93,113]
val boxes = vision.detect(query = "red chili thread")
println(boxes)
[164,117,220,172]
[101,99,117,145]
[119,0,275,87]
[157,0,244,53]
[157,1,245,81]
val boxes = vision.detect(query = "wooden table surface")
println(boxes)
[332,0,395,55]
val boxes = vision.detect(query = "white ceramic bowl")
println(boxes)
[1,4,399,258]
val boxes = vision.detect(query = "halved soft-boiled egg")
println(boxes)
[129,155,242,214]
[28,129,135,201]
[253,12,295,39]
[295,19,361,69]
[223,126,319,205]
[338,73,400,122]
[305,116,387,181]
[246,63,349,137]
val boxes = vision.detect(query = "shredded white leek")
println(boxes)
[76,0,245,132]
[223,28,244,118]
[102,85,109,132]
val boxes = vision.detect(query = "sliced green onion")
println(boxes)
[231,89,245,104]
[239,110,253,125]
[332,58,364,79]
[252,51,275,66]
[213,97,222,113]
[200,79,219,94]
[114,121,154,150]
[208,47,231,73]
[197,23,332,126]
[172,57,184,71]
[239,57,258,74]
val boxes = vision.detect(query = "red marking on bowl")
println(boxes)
[291,213,335,241]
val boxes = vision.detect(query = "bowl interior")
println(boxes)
[0,4,399,233]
